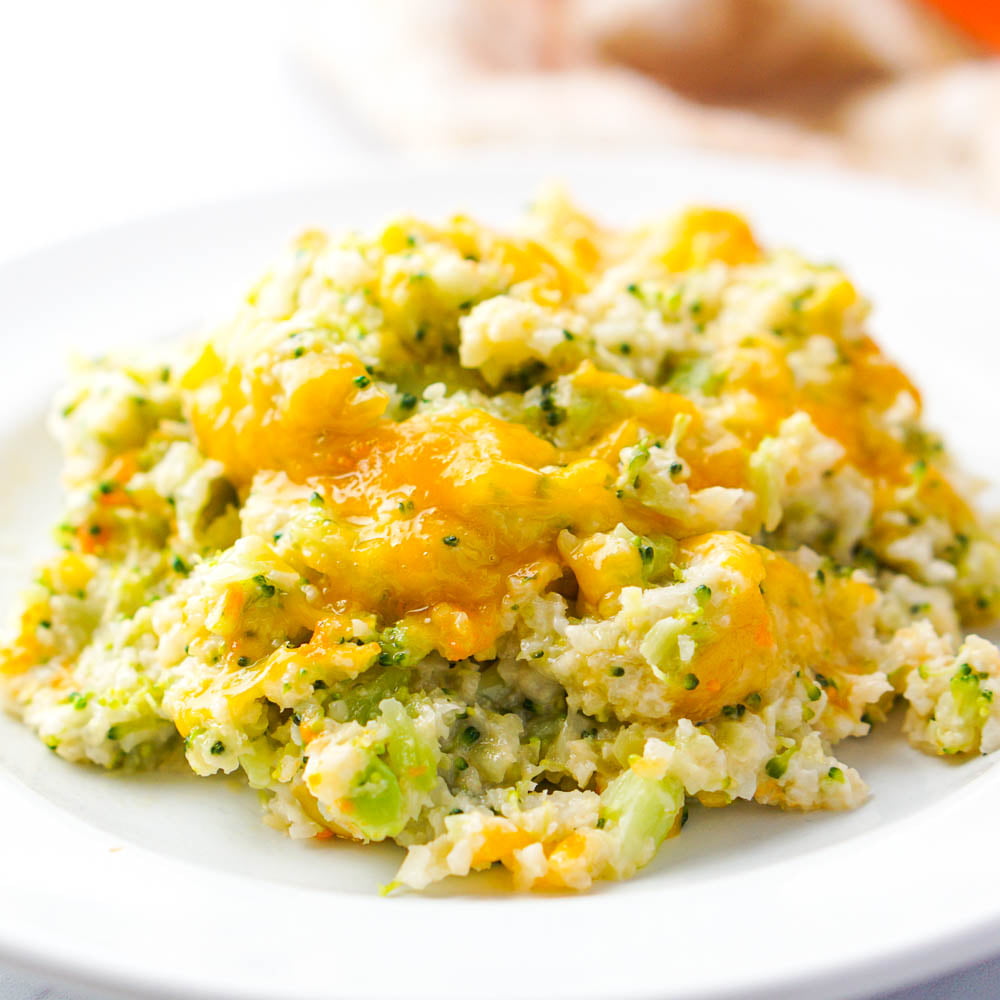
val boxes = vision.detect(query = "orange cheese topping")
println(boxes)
[183,331,757,659]
[172,202,975,671]
[182,346,389,484]
[281,405,643,659]
[180,320,909,665]
[668,532,779,719]
[724,330,922,486]
[657,532,878,722]
[657,208,762,272]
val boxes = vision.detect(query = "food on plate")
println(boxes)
[2,190,999,891]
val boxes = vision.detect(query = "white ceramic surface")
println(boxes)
[0,153,998,1000]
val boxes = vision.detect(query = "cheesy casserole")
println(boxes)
[3,191,998,891]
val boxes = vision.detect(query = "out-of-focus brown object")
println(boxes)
[592,0,973,108]
[301,0,1000,205]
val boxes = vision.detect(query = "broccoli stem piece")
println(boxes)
[600,767,685,877]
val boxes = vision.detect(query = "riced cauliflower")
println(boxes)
[2,190,999,892]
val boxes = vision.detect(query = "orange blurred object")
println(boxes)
[920,0,1000,49]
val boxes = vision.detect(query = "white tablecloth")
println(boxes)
[5,954,1000,1000]
[0,3,997,998]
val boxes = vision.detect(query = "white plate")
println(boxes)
[1,152,999,1000]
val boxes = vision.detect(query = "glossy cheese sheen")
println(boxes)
[186,336,759,661]
[176,202,977,666]
[257,405,653,660]
[183,344,389,484]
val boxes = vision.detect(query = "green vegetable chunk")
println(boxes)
[600,768,685,877]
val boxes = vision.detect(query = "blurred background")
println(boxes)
[1,0,999,265]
